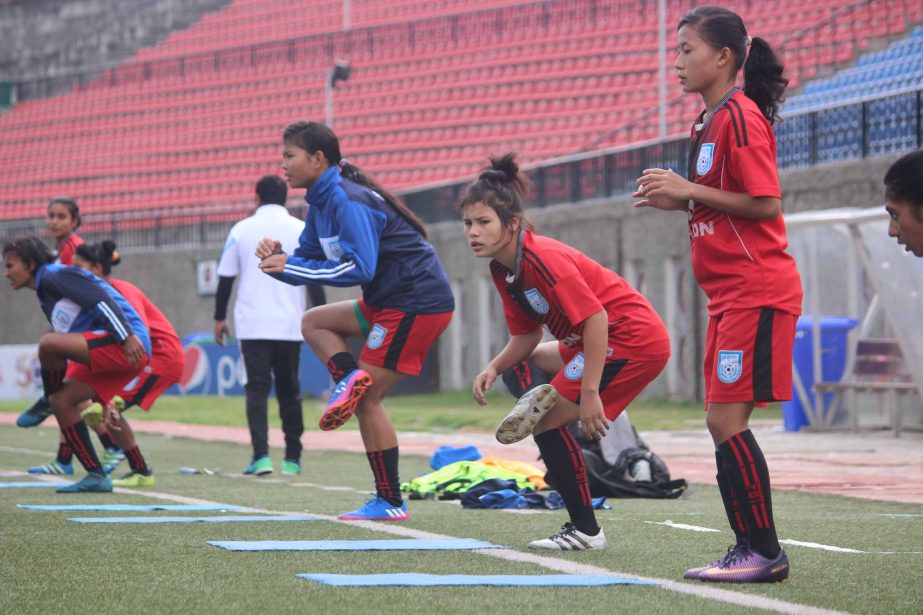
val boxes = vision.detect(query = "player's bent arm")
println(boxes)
[688,185,780,220]
[487,326,544,375]
[578,310,608,397]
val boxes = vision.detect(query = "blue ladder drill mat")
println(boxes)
[0,481,67,489]
[68,514,320,524]
[208,538,505,551]
[297,573,656,587]
[20,504,249,512]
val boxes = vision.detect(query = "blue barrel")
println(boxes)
[783,316,858,431]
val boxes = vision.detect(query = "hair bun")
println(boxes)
[479,169,508,183]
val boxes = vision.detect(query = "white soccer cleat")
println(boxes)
[495,384,558,444]
[528,523,607,551]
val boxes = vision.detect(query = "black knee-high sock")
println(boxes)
[61,421,103,474]
[40,367,65,397]
[125,447,150,475]
[715,451,747,545]
[718,430,779,558]
[97,432,118,451]
[367,447,401,506]
[326,352,358,384]
[56,440,73,465]
[534,427,599,535]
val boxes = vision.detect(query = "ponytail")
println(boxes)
[283,120,429,239]
[457,152,534,232]
[744,37,788,126]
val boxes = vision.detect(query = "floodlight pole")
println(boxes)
[325,69,335,129]
[657,0,667,140]
[343,0,351,31]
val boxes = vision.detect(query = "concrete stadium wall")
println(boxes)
[0,154,903,400]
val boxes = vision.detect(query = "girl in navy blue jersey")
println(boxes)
[256,121,454,521]
[3,236,150,493]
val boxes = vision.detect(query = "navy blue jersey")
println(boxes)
[35,264,152,354]
[271,167,455,314]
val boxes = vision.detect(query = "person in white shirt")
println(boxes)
[214,175,325,476]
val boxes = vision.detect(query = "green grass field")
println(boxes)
[0,396,919,614]
[0,392,777,433]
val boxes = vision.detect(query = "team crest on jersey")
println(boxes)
[50,298,80,333]
[320,235,344,260]
[717,350,743,384]
[367,324,388,350]
[524,288,549,315]
[564,353,585,381]
[696,143,715,176]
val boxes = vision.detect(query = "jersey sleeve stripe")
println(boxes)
[283,261,356,280]
[727,98,749,146]
[96,301,129,340]
[522,250,556,285]
[724,105,743,148]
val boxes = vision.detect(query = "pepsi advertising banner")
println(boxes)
[167,334,330,398]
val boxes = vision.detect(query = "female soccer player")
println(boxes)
[884,149,923,257]
[463,153,671,551]
[3,236,150,493]
[635,6,801,583]
[256,121,455,521]
[72,240,185,488]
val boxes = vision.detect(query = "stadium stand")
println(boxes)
[0,0,921,220]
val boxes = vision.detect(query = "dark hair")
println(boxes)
[47,196,81,229]
[75,239,121,277]
[282,120,429,239]
[2,236,54,272]
[457,152,534,232]
[255,175,288,206]
[678,6,788,125]
[884,150,923,212]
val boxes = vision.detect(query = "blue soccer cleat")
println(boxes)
[320,369,372,431]
[101,448,125,475]
[17,396,52,428]
[337,495,408,521]
[28,461,74,475]
[56,472,113,493]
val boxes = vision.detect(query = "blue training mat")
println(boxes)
[297,573,657,587]
[19,504,250,512]
[0,481,67,489]
[208,538,505,551]
[68,514,320,524]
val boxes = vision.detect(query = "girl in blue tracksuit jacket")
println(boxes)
[257,121,454,522]
[4,236,150,492]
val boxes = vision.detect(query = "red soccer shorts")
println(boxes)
[355,300,452,376]
[553,343,667,421]
[703,308,797,407]
[65,331,149,404]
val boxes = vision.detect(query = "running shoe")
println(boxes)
[319,369,372,431]
[101,448,126,475]
[243,456,273,476]
[496,384,558,444]
[683,542,747,580]
[16,396,52,427]
[697,546,789,583]
[527,522,607,551]
[337,495,408,521]
[27,460,73,475]
[56,472,113,493]
[112,472,155,488]
[281,459,301,476]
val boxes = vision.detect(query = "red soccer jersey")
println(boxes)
[687,90,803,316]
[56,233,83,266]
[109,278,183,372]
[490,232,670,360]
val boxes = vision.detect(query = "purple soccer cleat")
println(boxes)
[319,369,372,431]
[696,546,789,583]
[683,542,747,580]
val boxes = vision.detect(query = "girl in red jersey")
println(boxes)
[463,153,670,551]
[47,196,83,265]
[635,6,802,583]
[72,240,185,488]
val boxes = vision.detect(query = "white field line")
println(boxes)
[645,520,721,532]
[17,463,845,615]
[0,445,54,457]
[871,513,923,518]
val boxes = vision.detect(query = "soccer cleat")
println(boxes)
[320,369,372,431]
[28,461,74,475]
[281,459,301,476]
[55,472,113,493]
[527,523,607,551]
[101,448,126,475]
[683,542,747,580]
[112,472,155,488]
[16,396,52,428]
[496,384,558,444]
[337,495,408,521]
[697,546,789,583]
[243,456,273,476]
[82,395,125,428]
